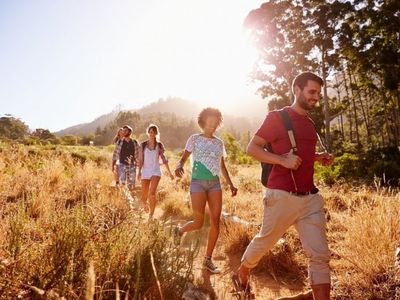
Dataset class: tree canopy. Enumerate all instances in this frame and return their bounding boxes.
[244,0,400,151]
[0,115,29,140]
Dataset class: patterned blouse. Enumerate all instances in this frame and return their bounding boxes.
[185,134,226,180]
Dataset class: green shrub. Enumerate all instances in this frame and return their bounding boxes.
[362,147,400,185]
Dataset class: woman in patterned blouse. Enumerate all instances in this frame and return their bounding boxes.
[174,107,238,274]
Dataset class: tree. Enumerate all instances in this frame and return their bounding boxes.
[0,115,29,139]
[244,1,315,108]
[61,135,78,145]
[244,0,400,154]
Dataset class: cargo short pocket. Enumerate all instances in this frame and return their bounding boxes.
[263,189,277,207]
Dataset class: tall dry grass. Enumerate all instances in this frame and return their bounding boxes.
[0,142,196,299]
[0,141,399,299]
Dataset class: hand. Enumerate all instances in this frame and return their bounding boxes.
[316,152,334,166]
[281,149,302,170]
[175,166,184,178]
[230,185,238,197]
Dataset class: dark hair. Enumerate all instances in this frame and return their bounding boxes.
[122,125,132,135]
[292,72,323,93]
[147,124,159,135]
[197,107,223,129]
[146,124,160,141]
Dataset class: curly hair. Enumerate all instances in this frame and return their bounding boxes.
[197,107,223,129]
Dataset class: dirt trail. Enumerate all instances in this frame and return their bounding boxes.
[178,225,309,300]
[122,187,309,299]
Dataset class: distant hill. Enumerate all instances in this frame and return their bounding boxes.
[56,110,119,137]
[139,97,200,119]
[55,96,266,137]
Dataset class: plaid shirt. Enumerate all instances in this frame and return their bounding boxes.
[112,138,139,167]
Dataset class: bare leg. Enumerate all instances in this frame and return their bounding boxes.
[311,283,330,300]
[148,176,161,217]
[180,192,207,233]
[205,190,222,257]
[141,179,150,211]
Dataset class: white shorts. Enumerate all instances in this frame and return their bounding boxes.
[141,168,162,180]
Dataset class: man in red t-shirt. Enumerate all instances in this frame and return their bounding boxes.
[236,72,334,300]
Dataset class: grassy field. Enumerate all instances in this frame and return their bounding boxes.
[0,142,399,299]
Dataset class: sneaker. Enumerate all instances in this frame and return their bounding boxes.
[173,226,183,246]
[203,257,221,274]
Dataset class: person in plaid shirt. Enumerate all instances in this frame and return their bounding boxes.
[112,125,139,191]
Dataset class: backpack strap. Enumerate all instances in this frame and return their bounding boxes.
[279,109,298,153]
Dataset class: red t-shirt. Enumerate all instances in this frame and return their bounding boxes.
[255,107,317,192]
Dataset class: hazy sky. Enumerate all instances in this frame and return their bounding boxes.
[0,0,265,131]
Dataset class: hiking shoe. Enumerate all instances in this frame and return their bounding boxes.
[173,226,183,246]
[203,257,221,274]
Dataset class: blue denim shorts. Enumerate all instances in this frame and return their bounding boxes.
[190,179,221,193]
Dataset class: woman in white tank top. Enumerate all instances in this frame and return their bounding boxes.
[138,124,174,219]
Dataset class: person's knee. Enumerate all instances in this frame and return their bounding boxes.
[192,218,204,229]
[310,253,330,270]
[309,253,331,285]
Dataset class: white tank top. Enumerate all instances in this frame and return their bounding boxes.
[141,144,162,178]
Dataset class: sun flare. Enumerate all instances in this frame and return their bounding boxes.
[126,1,260,109]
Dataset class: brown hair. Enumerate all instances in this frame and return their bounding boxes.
[112,128,123,143]
[122,125,132,136]
[197,107,223,129]
[146,124,160,141]
[292,72,323,93]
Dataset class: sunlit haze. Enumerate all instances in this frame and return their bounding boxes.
[0,0,265,131]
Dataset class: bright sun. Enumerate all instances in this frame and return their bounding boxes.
[125,1,260,109]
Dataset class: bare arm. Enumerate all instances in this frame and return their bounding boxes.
[137,145,144,180]
[247,135,302,170]
[174,150,192,178]
[220,157,238,197]
[163,162,174,179]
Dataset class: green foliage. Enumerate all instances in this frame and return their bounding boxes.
[334,153,361,179]
[363,147,400,185]
[314,163,339,186]
[245,0,400,152]
[315,148,400,186]
[0,116,29,140]
[79,135,95,146]
[61,135,78,145]
[221,132,255,165]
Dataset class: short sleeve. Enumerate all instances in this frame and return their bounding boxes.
[185,135,196,152]
[255,111,279,143]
